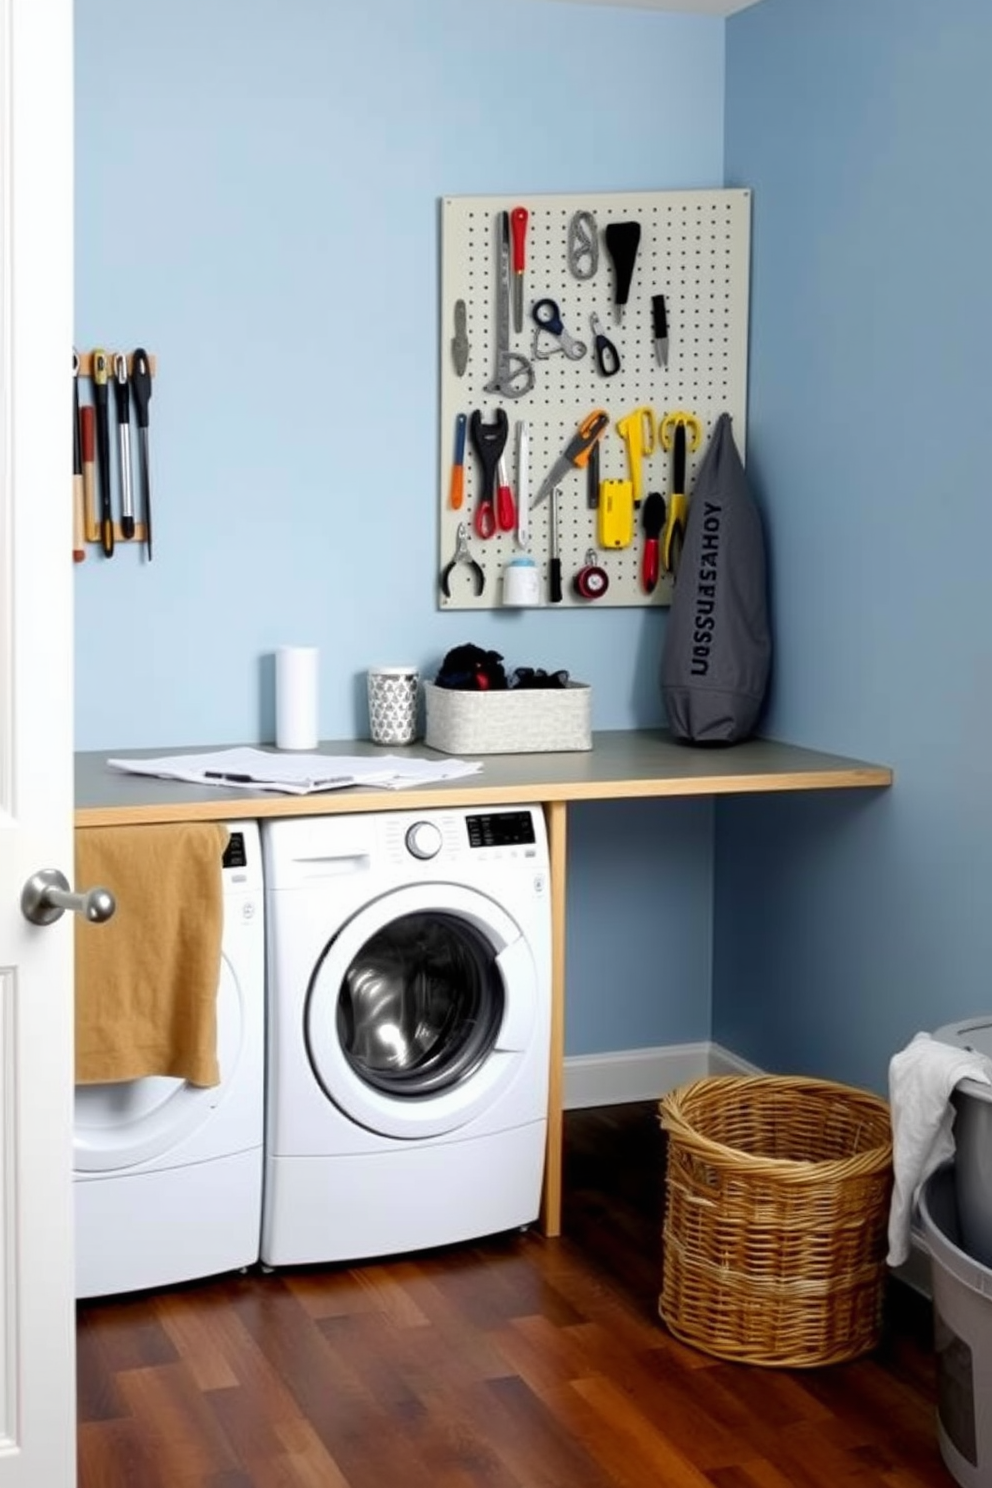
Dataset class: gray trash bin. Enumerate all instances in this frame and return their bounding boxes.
[933,1018,992,1267]
[919,1164,992,1488]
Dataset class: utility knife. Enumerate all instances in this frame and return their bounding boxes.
[531,409,610,509]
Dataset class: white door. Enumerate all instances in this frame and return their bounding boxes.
[0,0,76,1484]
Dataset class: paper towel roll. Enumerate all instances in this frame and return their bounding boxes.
[275,646,319,750]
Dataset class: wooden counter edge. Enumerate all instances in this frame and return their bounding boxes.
[75,762,893,828]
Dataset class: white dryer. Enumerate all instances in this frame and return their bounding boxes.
[261,806,551,1266]
[74,820,265,1298]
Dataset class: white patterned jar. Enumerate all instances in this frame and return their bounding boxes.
[367,666,420,746]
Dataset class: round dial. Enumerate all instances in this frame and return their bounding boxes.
[406,821,443,861]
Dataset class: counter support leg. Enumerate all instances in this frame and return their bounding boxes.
[540,800,567,1236]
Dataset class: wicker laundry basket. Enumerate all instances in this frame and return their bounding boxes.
[658,1074,893,1368]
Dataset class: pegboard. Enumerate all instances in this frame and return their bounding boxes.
[438,188,751,610]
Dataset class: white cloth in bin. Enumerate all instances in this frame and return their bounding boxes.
[887,1031,992,1266]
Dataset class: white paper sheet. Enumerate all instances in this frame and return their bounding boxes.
[107,747,483,795]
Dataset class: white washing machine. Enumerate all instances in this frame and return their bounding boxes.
[74,820,265,1298]
[261,805,551,1266]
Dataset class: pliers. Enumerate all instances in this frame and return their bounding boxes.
[440,522,485,599]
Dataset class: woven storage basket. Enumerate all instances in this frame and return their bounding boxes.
[658,1074,893,1368]
[423,680,591,754]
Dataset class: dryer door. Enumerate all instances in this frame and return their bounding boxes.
[73,943,245,1172]
[305,882,538,1140]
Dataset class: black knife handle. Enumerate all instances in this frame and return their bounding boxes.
[113,360,130,423]
[673,420,686,495]
[587,441,600,510]
[604,221,641,309]
[652,294,668,340]
[131,348,152,429]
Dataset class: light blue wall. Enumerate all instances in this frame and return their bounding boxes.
[716,0,992,1091]
[73,0,724,749]
[74,0,726,1056]
[567,798,714,1054]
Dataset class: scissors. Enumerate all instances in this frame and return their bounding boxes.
[590,313,620,377]
[531,299,587,361]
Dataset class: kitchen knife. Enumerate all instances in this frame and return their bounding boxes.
[651,294,669,368]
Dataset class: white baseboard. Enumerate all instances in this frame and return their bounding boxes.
[563,1042,764,1110]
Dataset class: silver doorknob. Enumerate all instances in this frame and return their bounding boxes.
[21,869,116,927]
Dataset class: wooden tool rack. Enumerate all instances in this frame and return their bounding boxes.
[75,348,157,549]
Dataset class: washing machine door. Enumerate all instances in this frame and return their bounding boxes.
[305,882,539,1140]
[73,942,244,1172]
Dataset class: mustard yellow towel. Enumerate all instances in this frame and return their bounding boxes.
[74,822,230,1087]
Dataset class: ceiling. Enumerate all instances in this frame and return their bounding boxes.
[539,0,762,13]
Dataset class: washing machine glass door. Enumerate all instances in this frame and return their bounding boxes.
[305,882,538,1140]
[73,944,244,1172]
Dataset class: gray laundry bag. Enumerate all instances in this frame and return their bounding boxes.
[660,413,771,744]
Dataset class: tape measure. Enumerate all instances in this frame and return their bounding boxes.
[574,550,609,601]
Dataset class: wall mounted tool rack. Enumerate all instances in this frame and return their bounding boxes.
[74,348,156,552]
[438,189,751,610]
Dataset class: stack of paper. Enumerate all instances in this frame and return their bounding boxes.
[107,747,483,796]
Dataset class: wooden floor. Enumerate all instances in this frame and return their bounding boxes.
[76,1104,950,1487]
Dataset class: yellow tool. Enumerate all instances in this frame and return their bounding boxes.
[598,479,635,549]
[659,409,703,576]
[615,406,655,506]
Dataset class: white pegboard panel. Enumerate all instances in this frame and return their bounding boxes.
[438,188,751,610]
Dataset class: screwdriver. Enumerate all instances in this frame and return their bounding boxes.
[548,488,562,604]
[91,349,114,557]
[448,412,467,510]
[113,354,135,540]
[130,349,154,561]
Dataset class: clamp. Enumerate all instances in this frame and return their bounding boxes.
[440,522,485,599]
